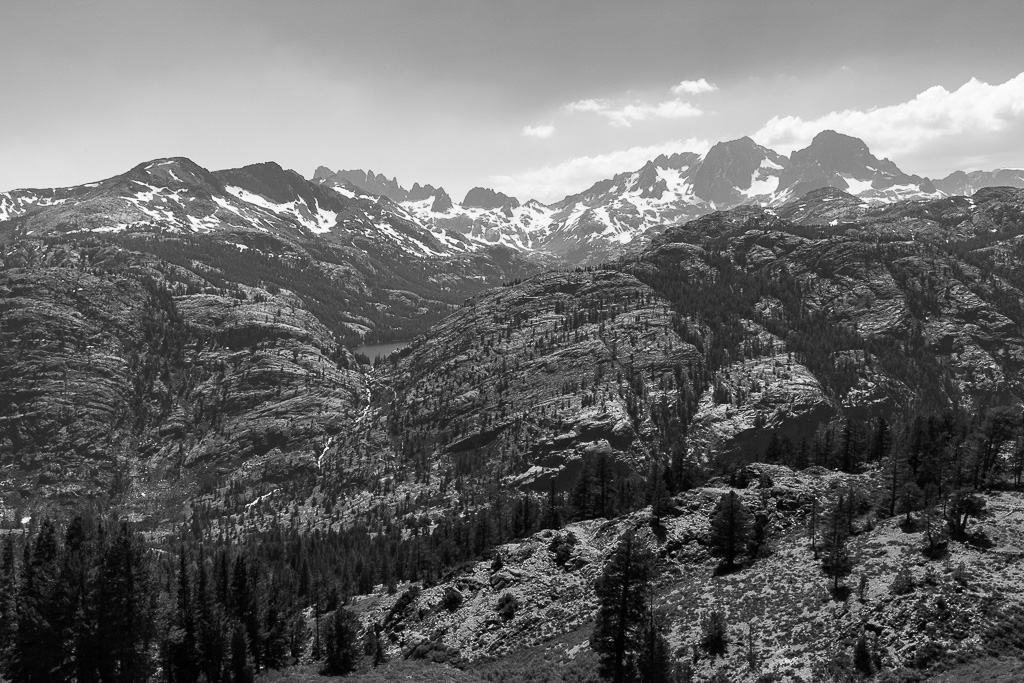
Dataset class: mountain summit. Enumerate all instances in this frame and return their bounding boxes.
[778,129,938,201]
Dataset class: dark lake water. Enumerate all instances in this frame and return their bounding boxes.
[353,341,409,360]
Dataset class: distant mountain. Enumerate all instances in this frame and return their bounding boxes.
[691,136,788,205]
[933,168,1024,195]
[312,166,445,203]
[5,131,1022,273]
[775,130,940,204]
[0,157,549,345]
[313,166,557,252]
[306,132,1020,264]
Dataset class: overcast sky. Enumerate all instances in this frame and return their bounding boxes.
[3,0,1024,202]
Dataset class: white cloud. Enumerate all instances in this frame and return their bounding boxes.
[566,89,704,127]
[753,73,1024,161]
[488,138,711,203]
[522,124,556,139]
[601,99,703,127]
[670,78,718,95]
[565,98,610,113]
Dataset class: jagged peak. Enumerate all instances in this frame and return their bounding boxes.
[312,165,336,181]
[462,187,520,210]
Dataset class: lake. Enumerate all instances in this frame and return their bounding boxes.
[353,341,409,360]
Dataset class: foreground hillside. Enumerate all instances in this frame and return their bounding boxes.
[262,464,1024,682]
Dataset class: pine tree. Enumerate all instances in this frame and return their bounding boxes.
[171,548,198,683]
[868,416,892,464]
[321,607,361,676]
[648,461,672,519]
[13,517,62,683]
[571,459,594,520]
[820,494,854,596]
[636,608,673,683]
[0,536,17,676]
[591,532,656,683]
[229,624,254,683]
[195,547,226,683]
[807,496,820,559]
[96,521,156,683]
[946,489,988,538]
[707,491,753,570]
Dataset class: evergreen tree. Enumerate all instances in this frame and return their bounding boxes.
[13,517,62,683]
[195,548,226,683]
[707,491,753,570]
[591,532,656,683]
[648,461,673,519]
[946,489,988,537]
[636,609,673,683]
[0,536,17,676]
[170,549,198,683]
[228,624,254,683]
[807,496,820,559]
[820,494,854,596]
[868,416,892,464]
[571,459,594,520]
[96,521,156,683]
[321,607,361,676]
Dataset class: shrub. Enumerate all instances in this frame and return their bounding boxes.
[548,531,577,566]
[496,592,519,621]
[912,640,946,670]
[951,562,969,586]
[890,567,914,596]
[405,639,463,666]
[700,610,729,658]
[442,586,464,611]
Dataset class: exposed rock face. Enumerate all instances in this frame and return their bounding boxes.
[430,189,454,213]
[462,187,521,211]
[0,240,363,514]
[691,136,788,206]
[637,189,1024,418]
[774,186,868,225]
[361,179,1024,502]
[380,269,702,491]
[686,350,834,465]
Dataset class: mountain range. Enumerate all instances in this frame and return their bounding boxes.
[4,131,1024,680]
[314,130,1024,262]
[7,130,1023,272]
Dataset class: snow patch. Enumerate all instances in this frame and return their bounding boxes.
[843,176,875,195]
[742,172,780,198]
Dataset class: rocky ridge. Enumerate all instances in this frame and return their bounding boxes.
[311,131,1013,264]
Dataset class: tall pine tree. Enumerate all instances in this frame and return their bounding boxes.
[708,491,753,570]
[591,532,656,683]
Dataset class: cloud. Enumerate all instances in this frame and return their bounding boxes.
[753,73,1024,164]
[601,99,703,127]
[489,138,711,203]
[565,98,610,113]
[670,78,718,95]
[565,96,703,127]
[565,83,707,127]
[522,124,556,139]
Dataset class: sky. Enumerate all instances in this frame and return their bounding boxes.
[2,0,1024,203]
